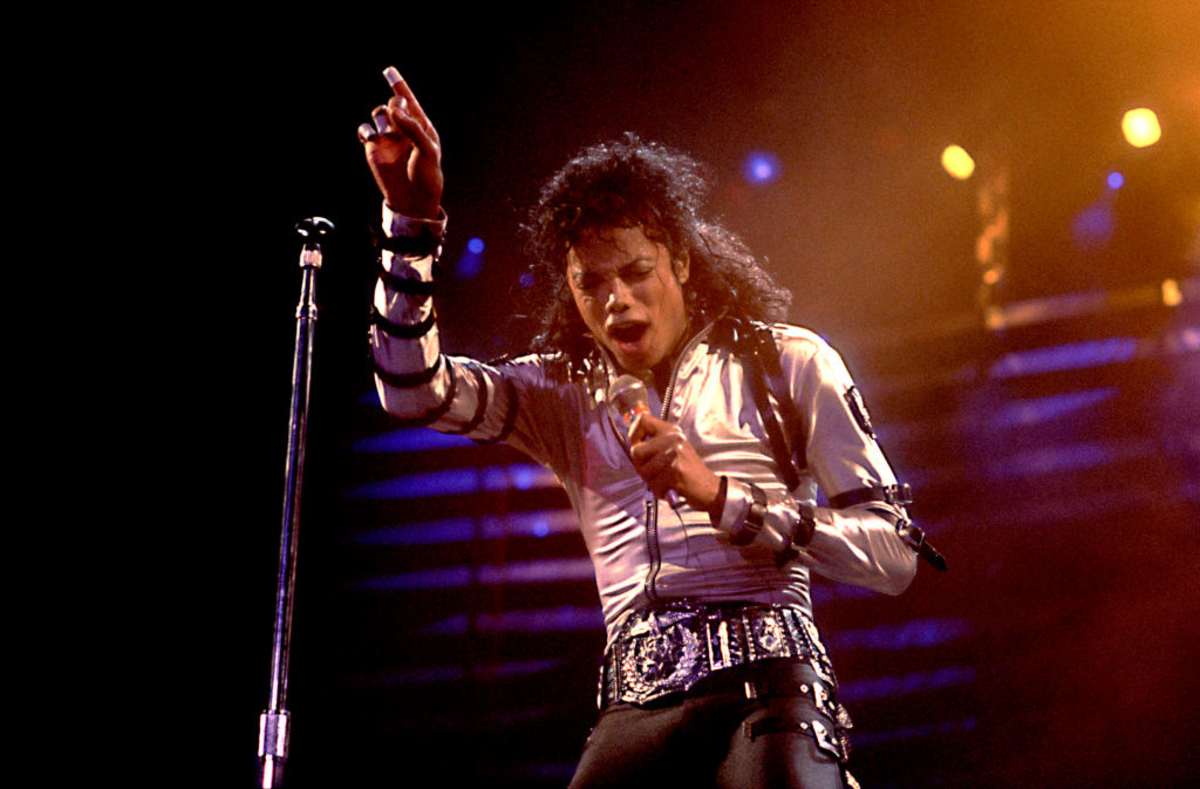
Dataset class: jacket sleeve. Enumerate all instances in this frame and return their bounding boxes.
[712,326,919,595]
[368,204,570,471]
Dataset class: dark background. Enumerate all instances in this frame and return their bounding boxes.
[183,3,1199,786]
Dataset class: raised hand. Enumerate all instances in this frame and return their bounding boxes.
[357,66,444,220]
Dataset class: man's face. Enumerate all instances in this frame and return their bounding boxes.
[566,225,690,374]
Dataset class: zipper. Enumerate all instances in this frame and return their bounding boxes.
[642,323,714,601]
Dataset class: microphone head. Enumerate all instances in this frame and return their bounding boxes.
[607,374,649,424]
[295,216,336,250]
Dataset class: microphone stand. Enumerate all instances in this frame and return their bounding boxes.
[258,217,334,788]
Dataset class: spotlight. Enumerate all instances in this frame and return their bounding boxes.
[941,145,975,180]
[743,151,781,185]
[1121,108,1161,148]
[1106,171,1124,190]
[1162,279,1182,307]
[467,237,486,254]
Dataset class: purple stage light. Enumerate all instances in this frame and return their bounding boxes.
[743,151,781,185]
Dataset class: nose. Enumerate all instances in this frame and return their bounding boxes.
[605,277,632,314]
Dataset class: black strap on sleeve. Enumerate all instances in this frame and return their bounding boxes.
[495,376,521,442]
[369,306,437,339]
[382,362,459,428]
[378,268,437,296]
[731,482,767,546]
[472,375,520,445]
[444,363,490,436]
[829,483,913,510]
[372,354,443,389]
[900,521,948,572]
[373,228,443,258]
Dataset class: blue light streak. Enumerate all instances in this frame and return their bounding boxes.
[352,427,474,453]
[371,658,563,687]
[853,716,977,748]
[986,388,1118,429]
[989,337,1137,378]
[353,510,577,546]
[345,463,557,500]
[839,666,976,702]
[421,605,603,635]
[355,557,595,590]
[829,618,972,652]
[984,438,1154,480]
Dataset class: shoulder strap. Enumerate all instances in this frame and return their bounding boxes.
[735,320,949,571]
[732,319,805,491]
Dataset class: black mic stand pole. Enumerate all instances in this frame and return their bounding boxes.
[258,217,334,788]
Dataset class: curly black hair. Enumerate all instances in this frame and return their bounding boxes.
[520,133,792,369]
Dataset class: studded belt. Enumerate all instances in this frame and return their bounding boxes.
[598,599,838,709]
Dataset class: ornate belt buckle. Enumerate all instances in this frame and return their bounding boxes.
[617,608,706,704]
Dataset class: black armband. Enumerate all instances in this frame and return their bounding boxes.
[829,483,912,510]
[369,306,437,339]
[372,354,443,389]
[373,227,443,259]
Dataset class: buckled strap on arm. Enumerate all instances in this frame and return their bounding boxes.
[730,483,767,546]
[830,483,948,572]
[828,483,913,510]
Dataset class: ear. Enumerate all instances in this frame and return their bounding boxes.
[673,251,690,285]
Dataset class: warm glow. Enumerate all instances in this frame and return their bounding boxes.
[1162,279,1182,307]
[984,306,1005,331]
[1122,108,1162,148]
[941,145,975,180]
[983,268,1002,285]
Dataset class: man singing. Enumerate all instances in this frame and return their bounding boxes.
[360,65,924,788]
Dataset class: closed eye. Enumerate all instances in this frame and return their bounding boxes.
[620,259,655,281]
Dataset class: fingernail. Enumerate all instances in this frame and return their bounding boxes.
[372,111,392,134]
[357,123,376,143]
[383,66,402,86]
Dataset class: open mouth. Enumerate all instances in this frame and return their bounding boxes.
[608,322,649,345]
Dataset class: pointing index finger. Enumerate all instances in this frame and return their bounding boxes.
[383,66,439,143]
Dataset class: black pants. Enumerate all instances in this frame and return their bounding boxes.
[569,659,849,789]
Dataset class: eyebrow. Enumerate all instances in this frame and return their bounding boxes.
[573,255,653,273]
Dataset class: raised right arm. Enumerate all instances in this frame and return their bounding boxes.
[367,205,518,442]
[360,67,568,466]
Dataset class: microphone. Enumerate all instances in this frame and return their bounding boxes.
[608,375,683,510]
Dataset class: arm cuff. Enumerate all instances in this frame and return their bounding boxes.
[383,203,448,238]
[716,479,793,554]
[715,477,753,534]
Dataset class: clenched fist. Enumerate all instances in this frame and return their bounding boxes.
[629,411,722,513]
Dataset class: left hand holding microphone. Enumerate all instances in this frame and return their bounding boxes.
[629,412,722,513]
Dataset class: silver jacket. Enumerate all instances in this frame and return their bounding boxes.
[370,206,918,647]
